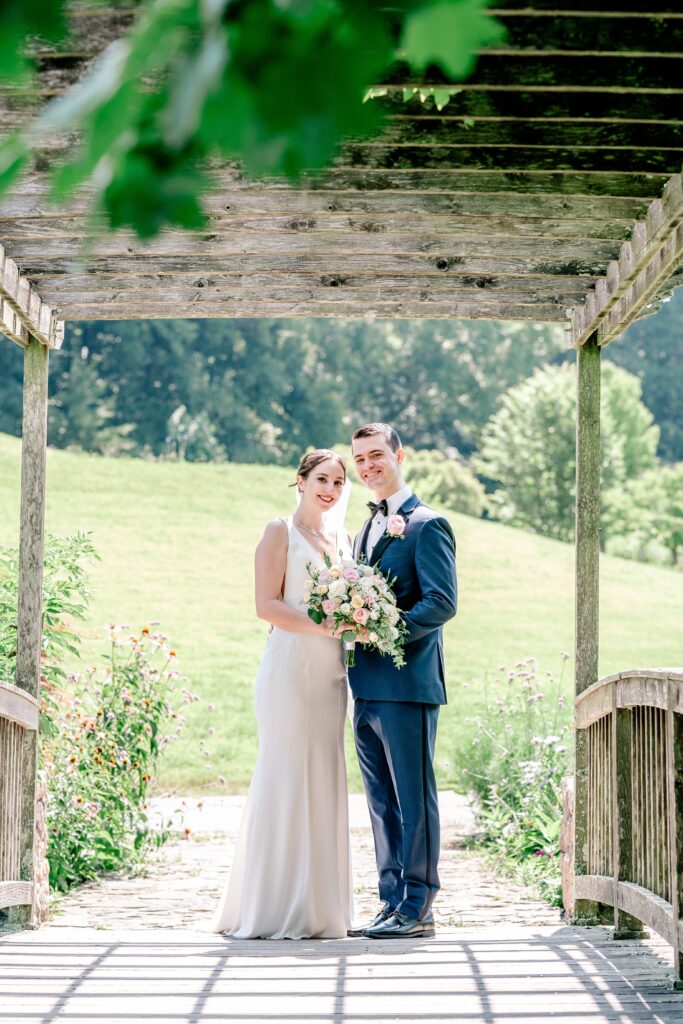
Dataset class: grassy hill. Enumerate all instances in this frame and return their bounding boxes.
[1,432,681,793]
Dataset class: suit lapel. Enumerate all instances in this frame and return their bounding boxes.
[355,517,373,561]
[369,493,421,567]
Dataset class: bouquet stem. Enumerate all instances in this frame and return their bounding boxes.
[344,641,356,668]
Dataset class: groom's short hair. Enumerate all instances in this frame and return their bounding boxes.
[352,422,402,452]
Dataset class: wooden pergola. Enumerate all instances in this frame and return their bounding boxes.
[0,0,682,979]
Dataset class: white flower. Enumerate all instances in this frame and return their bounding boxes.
[340,603,352,615]
[328,579,348,598]
[369,632,379,643]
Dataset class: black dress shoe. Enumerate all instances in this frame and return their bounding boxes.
[362,911,435,939]
[347,903,395,938]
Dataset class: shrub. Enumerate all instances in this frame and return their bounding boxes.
[476,363,659,542]
[454,656,573,904]
[0,533,96,700]
[45,625,186,891]
[404,447,486,517]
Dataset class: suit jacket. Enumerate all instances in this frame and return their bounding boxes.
[348,493,457,704]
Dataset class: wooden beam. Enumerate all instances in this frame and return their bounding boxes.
[570,172,683,347]
[53,301,572,322]
[340,144,683,175]
[1,233,623,263]
[0,184,651,222]
[0,213,637,243]
[28,272,598,300]
[33,282,589,309]
[14,253,614,279]
[0,244,62,348]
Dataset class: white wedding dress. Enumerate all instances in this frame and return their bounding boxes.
[211,517,353,938]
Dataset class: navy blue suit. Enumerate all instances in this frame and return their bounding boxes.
[348,493,457,919]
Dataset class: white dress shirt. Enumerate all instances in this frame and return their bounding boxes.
[366,483,413,558]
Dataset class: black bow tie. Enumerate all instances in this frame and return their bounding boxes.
[367,499,388,517]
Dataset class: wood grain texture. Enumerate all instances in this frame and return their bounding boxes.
[0,682,39,731]
[0,880,32,908]
[0,3,681,336]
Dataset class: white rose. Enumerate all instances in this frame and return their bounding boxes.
[315,584,328,595]
[328,579,348,597]
[368,632,379,643]
[390,626,399,639]
[340,603,352,615]
[370,610,379,620]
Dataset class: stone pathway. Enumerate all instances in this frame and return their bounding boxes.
[49,792,562,933]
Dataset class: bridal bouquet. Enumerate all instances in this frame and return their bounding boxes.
[303,556,407,668]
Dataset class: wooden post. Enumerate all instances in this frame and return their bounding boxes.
[9,338,49,928]
[573,333,607,924]
[667,692,683,987]
[613,703,646,938]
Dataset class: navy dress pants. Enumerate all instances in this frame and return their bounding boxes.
[353,697,440,920]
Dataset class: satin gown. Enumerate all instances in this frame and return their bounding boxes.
[211,517,353,938]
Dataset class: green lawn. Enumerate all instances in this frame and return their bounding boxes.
[1,432,681,793]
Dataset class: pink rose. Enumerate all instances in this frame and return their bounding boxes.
[386,514,406,538]
[343,568,360,581]
[353,608,370,624]
[322,599,336,614]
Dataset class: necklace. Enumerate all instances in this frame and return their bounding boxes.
[293,515,329,540]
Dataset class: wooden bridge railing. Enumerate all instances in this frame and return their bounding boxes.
[575,668,683,986]
[0,680,39,917]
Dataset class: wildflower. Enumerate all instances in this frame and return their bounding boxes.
[183,827,191,839]
[141,627,150,635]
[219,776,226,785]
[560,651,569,661]
[207,727,215,735]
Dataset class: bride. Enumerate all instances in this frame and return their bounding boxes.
[211,449,353,939]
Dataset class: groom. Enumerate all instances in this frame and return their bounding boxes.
[348,422,457,939]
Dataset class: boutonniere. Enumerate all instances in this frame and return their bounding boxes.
[386,514,406,540]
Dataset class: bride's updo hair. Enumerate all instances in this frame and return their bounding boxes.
[293,449,346,486]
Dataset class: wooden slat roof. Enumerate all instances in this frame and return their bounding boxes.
[0,2,682,344]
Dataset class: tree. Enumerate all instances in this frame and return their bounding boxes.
[603,464,683,566]
[0,0,505,238]
[605,288,683,463]
[476,363,659,542]
[403,448,486,518]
